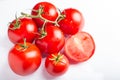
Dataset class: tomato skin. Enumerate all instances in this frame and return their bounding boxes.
[31,2,58,28]
[45,53,69,76]
[8,42,42,76]
[64,32,95,63]
[35,24,65,55]
[58,8,84,35]
[8,18,38,44]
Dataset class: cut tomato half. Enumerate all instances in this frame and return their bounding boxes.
[64,32,95,63]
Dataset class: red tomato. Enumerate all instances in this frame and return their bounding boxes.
[8,17,38,44]
[64,32,95,63]
[58,8,84,35]
[35,24,65,55]
[45,53,69,76]
[31,2,58,28]
[8,42,42,76]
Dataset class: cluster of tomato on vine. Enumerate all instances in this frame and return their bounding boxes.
[8,2,95,76]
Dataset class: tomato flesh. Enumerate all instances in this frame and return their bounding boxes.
[64,32,95,63]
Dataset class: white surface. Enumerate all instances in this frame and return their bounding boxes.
[0,0,120,80]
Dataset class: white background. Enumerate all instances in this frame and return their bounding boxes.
[0,0,120,80]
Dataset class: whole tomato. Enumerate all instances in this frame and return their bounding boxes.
[45,53,69,76]
[31,2,58,28]
[8,40,42,76]
[35,23,65,55]
[58,8,84,35]
[8,17,38,44]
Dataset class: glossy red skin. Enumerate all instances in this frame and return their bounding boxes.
[45,53,69,76]
[8,18,38,44]
[58,8,84,35]
[35,24,65,55]
[31,2,58,28]
[64,32,95,63]
[8,42,42,76]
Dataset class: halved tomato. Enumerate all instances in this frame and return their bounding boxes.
[64,32,95,63]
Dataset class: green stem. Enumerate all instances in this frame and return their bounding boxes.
[39,21,47,39]
[21,7,65,39]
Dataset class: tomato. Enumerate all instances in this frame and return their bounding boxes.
[64,32,95,63]
[8,41,42,76]
[35,23,65,55]
[8,17,38,44]
[58,8,84,35]
[45,53,69,76]
[31,2,58,28]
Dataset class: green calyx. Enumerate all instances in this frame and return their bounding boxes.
[49,53,63,65]
[17,38,28,51]
[10,15,21,30]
